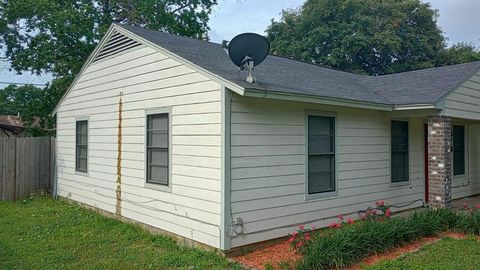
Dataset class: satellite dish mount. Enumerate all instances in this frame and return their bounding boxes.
[227,33,270,84]
[241,56,255,83]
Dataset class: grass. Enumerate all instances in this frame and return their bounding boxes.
[0,195,239,270]
[364,237,480,270]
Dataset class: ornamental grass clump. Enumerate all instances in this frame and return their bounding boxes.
[298,202,450,270]
[294,201,480,270]
[455,203,480,235]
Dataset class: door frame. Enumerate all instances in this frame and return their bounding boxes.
[424,123,429,203]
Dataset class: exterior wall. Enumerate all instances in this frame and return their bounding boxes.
[451,122,480,199]
[56,45,223,248]
[228,94,425,247]
[441,70,480,121]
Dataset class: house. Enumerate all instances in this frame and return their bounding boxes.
[52,23,480,251]
[0,115,25,137]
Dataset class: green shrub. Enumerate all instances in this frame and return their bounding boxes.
[299,208,450,270]
[454,208,480,235]
[297,203,480,270]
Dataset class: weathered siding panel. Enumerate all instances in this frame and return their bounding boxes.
[442,72,480,120]
[56,45,222,248]
[229,95,425,247]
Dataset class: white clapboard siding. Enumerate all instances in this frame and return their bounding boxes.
[229,95,425,247]
[452,123,480,199]
[56,45,223,248]
[442,72,480,120]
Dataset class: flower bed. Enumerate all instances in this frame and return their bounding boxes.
[292,202,480,270]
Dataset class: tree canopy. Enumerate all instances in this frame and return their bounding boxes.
[0,0,217,135]
[0,0,217,77]
[266,0,480,76]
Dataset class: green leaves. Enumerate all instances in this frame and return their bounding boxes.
[266,0,479,76]
[299,207,480,270]
[0,0,218,136]
[0,0,217,77]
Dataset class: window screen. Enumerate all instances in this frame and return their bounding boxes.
[453,125,465,176]
[76,120,88,172]
[146,113,169,185]
[391,120,409,182]
[307,116,335,194]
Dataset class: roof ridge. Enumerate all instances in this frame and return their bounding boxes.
[371,61,480,79]
[116,24,370,78]
[115,23,480,106]
[117,23,480,80]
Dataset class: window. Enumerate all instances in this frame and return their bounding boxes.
[75,120,88,172]
[146,113,169,185]
[453,125,465,176]
[307,115,335,194]
[391,120,409,182]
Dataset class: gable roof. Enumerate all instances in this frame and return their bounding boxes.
[117,24,480,107]
[52,23,480,115]
[117,24,389,105]
[358,61,480,105]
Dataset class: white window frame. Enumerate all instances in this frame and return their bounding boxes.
[390,119,411,187]
[305,110,338,200]
[144,107,172,192]
[75,116,89,175]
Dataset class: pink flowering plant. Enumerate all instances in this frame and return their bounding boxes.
[328,215,356,230]
[287,224,314,252]
[359,200,392,220]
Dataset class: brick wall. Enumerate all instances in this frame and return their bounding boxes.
[427,116,452,207]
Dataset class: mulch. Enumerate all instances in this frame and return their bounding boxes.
[231,232,471,270]
[230,240,300,270]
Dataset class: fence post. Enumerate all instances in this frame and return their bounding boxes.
[50,137,56,198]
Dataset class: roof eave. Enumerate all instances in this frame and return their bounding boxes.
[392,104,436,111]
[51,23,246,116]
[243,88,394,111]
[114,25,245,96]
[50,24,119,116]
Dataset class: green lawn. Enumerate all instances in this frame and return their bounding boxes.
[364,237,480,270]
[0,196,239,270]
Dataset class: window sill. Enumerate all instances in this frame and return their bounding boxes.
[305,190,338,201]
[75,171,89,177]
[145,182,171,192]
[390,181,410,188]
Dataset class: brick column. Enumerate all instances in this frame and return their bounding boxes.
[427,116,452,208]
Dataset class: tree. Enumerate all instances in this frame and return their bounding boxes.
[266,0,447,75]
[435,42,480,66]
[0,0,217,77]
[0,84,59,136]
[0,0,217,135]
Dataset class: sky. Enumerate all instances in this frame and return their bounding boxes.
[1,0,479,88]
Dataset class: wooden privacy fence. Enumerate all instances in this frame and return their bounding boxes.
[0,137,55,201]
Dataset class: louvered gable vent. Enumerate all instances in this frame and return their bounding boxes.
[93,31,141,62]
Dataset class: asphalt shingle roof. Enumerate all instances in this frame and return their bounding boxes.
[117,24,480,106]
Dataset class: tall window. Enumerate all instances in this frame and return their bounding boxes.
[307,115,335,194]
[453,125,465,176]
[146,113,169,185]
[75,120,88,172]
[391,120,409,182]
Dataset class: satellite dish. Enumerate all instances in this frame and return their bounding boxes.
[227,33,270,83]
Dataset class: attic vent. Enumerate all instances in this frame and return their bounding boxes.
[93,31,141,62]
